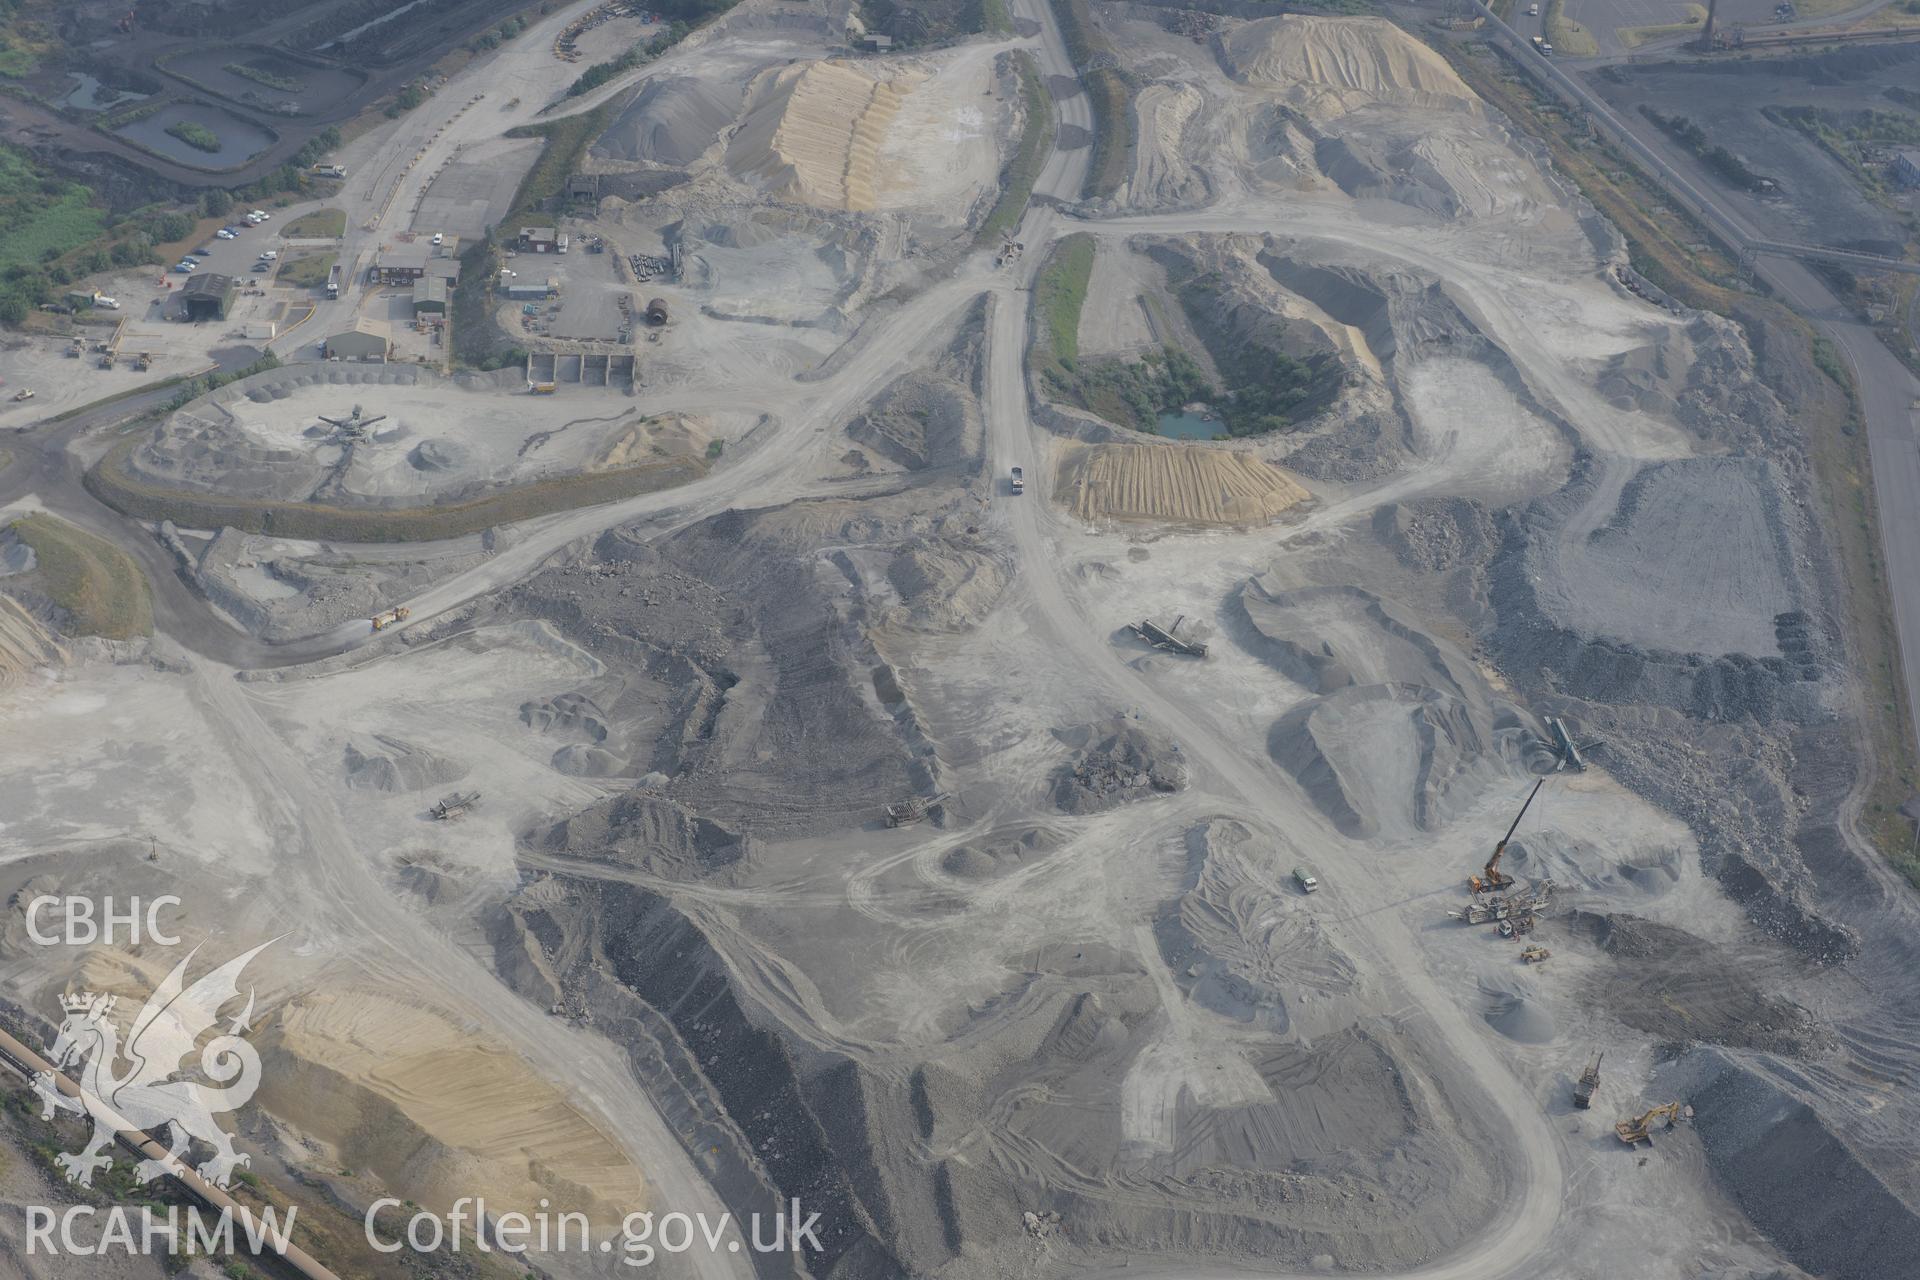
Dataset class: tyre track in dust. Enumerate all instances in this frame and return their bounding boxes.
[982,200,1567,1279]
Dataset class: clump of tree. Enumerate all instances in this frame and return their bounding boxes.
[165,120,221,153]
[565,20,691,97]
[387,81,429,118]
[1046,347,1214,433]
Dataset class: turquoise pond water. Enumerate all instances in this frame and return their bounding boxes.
[1155,410,1227,440]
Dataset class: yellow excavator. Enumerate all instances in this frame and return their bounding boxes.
[1615,1102,1686,1146]
[1470,777,1545,893]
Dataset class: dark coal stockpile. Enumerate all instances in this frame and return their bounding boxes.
[507,501,935,837]
[1689,1053,1920,1280]
[1565,910,1820,1055]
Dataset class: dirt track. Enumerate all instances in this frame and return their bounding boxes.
[3,0,1916,1276]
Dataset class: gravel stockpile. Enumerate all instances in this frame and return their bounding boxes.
[593,75,742,167]
[1691,1054,1920,1280]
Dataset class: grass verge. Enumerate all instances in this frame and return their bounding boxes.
[281,208,347,238]
[1616,4,1705,49]
[6,513,153,639]
[1046,0,1137,199]
[1032,233,1095,374]
[976,52,1053,245]
[278,251,338,290]
[1544,0,1600,55]
[86,435,705,543]
[1446,39,1920,883]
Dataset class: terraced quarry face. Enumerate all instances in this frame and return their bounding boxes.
[3,3,1918,1280]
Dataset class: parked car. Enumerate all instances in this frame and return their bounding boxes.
[251,261,272,273]
[93,296,119,310]
[431,232,444,246]
[258,250,278,261]
[176,260,198,272]
[250,210,271,221]
[216,229,237,239]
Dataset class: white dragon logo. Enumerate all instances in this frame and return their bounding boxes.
[32,940,274,1190]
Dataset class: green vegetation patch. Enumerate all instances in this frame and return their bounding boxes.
[1176,274,1343,437]
[88,436,705,544]
[0,4,52,79]
[1083,67,1138,200]
[165,120,222,154]
[0,144,109,314]
[277,251,337,290]
[567,14,703,98]
[1047,0,1138,198]
[1543,0,1599,56]
[225,62,303,92]
[976,52,1052,245]
[1616,4,1706,49]
[282,207,346,238]
[1032,233,1095,372]
[1047,348,1213,432]
[7,514,153,639]
[1030,238,1227,435]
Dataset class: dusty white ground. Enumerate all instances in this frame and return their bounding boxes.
[0,3,1902,1280]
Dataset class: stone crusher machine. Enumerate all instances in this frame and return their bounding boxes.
[1452,881,1553,926]
[1127,616,1208,659]
[1615,1101,1688,1146]
[885,792,950,828]
[1470,777,1546,893]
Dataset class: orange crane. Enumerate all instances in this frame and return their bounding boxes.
[1470,778,1544,893]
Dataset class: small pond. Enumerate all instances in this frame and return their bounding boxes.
[112,102,275,168]
[1155,409,1228,440]
[161,49,365,116]
[63,73,144,112]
